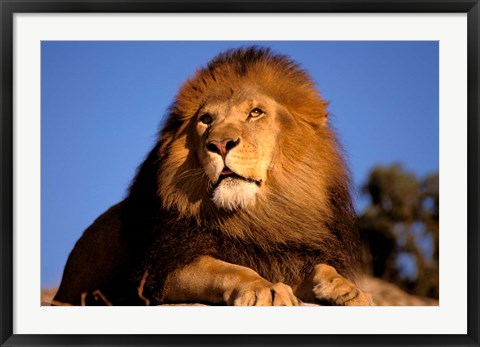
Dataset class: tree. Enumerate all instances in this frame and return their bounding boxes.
[359,164,439,299]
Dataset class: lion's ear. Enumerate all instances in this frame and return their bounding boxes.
[158,110,193,156]
[317,111,328,126]
[308,111,329,129]
[306,98,329,128]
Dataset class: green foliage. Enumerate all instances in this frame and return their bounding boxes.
[359,164,439,299]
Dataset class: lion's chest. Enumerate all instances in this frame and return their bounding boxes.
[216,239,320,286]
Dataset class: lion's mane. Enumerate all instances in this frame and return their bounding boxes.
[124,47,360,304]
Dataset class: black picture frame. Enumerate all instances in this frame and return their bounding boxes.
[1,1,478,346]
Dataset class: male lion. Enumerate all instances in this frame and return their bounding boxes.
[54,47,371,306]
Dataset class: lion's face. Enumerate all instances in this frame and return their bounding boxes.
[157,47,338,224]
[194,92,285,210]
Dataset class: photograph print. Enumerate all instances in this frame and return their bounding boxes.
[41,41,439,306]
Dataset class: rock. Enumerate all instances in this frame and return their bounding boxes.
[359,276,438,306]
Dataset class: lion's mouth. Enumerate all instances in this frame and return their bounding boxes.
[216,167,262,187]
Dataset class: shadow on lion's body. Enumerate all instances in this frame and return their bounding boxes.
[54,47,362,306]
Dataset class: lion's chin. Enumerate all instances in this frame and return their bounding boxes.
[211,177,259,211]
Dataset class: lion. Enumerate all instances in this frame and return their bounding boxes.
[53,46,371,306]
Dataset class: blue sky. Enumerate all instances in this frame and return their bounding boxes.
[41,41,439,288]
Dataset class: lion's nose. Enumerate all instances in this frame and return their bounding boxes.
[206,138,240,158]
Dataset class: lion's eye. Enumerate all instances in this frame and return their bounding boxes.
[249,108,264,118]
[199,113,213,125]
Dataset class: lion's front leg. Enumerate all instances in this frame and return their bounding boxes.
[295,264,371,306]
[163,255,300,306]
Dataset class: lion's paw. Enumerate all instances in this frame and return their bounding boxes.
[313,264,371,306]
[227,280,300,306]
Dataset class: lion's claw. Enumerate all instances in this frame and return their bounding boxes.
[228,280,300,306]
[312,264,372,306]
